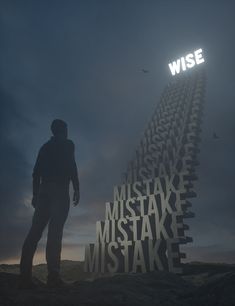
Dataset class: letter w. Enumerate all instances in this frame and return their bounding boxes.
[168,59,181,76]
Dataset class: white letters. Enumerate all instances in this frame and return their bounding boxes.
[168,59,181,76]
[194,48,204,65]
[185,53,195,68]
[168,48,204,75]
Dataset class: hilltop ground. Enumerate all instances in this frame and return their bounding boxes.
[0,261,235,306]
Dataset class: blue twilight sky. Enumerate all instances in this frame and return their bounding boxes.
[0,0,235,264]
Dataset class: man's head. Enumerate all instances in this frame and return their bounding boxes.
[51,119,68,138]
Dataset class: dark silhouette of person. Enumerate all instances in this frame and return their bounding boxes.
[19,119,80,288]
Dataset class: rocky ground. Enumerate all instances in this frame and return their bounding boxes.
[0,261,235,306]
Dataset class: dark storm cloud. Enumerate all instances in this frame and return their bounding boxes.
[0,0,235,263]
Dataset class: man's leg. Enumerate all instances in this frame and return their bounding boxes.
[20,200,50,283]
[46,193,69,282]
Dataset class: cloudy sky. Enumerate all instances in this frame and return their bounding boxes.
[0,0,234,265]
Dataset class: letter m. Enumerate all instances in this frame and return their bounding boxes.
[84,244,99,272]
[96,221,109,243]
[113,184,126,201]
[105,201,119,220]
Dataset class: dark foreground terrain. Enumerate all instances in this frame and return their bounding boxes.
[0,261,235,306]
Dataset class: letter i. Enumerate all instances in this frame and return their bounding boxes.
[181,57,186,71]
[127,183,131,199]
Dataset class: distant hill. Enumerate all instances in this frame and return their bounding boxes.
[0,261,235,306]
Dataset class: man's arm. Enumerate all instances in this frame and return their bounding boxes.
[70,142,80,206]
[32,147,43,208]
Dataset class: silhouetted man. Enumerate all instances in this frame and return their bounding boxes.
[19,119,80,288]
